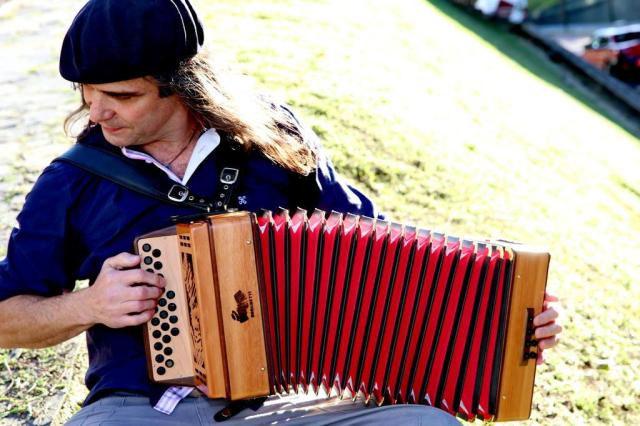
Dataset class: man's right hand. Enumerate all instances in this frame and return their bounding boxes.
[87,252,166,328]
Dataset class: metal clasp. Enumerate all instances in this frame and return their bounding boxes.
[220,167,239,185]
[168,184,189,202]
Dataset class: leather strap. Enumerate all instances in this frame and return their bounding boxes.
[56,144,216,212]
[210,140,244,213]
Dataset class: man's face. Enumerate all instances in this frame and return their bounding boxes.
[82,78,187,148]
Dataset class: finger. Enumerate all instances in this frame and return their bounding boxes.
[104,252,141,271]
[117,268,166,288]
[127,285,164,302]
[537,336,559,350]
[533,306,559,326]
[536,350,546,365]
[535,323,563,340]
[121,299,159,315]
[543,293,561,312]
[119,309,157,328]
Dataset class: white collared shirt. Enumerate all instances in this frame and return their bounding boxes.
[120,128,220,184]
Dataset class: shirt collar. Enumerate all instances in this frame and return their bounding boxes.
[120,129,221,185]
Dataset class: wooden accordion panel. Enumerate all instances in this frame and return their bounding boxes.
[136,210,549,422]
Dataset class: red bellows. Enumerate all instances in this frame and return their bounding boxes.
[253,208,545,421]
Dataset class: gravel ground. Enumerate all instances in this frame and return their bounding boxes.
[0,0,89,424]
[0,0,83,246]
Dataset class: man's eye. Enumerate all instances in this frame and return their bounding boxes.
[110,93,133,100]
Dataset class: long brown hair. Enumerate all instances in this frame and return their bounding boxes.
[64,54,317,175]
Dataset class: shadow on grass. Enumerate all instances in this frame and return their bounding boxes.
[426,0,640,139]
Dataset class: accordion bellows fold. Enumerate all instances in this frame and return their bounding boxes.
[134,209,550,422]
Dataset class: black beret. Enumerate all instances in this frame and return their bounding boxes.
[60,0,204,84]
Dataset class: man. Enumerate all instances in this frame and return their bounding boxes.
[0,0,560,424]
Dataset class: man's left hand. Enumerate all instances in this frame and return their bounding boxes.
[533,292,562,365]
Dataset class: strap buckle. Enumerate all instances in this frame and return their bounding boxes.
[167,184,189,203]
[213,397,266,422]
[220,167,239,185]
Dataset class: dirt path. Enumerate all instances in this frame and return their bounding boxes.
[0,0,84,246]
[0,1,89,424]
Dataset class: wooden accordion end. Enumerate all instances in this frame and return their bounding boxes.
[135,210,549,422]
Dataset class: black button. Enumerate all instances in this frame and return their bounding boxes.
[152,249,162,257]
[154,342,163,351]
[167,291,175,299]
[144,257,153,265]
[166,359,174,368]
[155,354,164,363]
[147,268,154,273]
[162,335,172,344]
[157,367,166,375]
[154,261,163,270]
[169,316,178,324]
[171,328,180,336]
[142,243,151,252]
[159,310,168,319]
[168,303,177,311]
[161,323,170,331]
[152,330,161,339]
[164,347,173,356]
[158,298,167,307]
[151,318,160,326]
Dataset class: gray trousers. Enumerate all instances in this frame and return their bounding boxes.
[65,392,461,425]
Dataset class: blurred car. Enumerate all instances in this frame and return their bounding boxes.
[610,44,640,84]
[582,24,640,70]
[474,0,528,24]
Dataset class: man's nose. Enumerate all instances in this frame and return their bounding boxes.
[88,97,115,123]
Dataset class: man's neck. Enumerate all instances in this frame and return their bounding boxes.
[141,121,201,180]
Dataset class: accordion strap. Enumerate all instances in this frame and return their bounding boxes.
[57,144,214,211]
[210,141,244,213]
[56,140,244,213]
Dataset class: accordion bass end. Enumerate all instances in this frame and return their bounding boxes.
[136,211,550,422]
[493,247,548,421]
[493,247,549,421]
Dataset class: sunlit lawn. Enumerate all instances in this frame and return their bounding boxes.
[1,0,639,424]
[200,1,640,424]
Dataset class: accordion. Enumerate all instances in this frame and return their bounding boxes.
[135,210,549,422]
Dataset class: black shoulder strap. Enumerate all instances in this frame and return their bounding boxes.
[209,137,245,213]
[56,143,215,212]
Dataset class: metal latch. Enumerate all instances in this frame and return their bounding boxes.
[167,184,189,202]
[220,167,239,185]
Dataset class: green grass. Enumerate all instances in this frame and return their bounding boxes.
[201,1,640,424]
[1,0,639,424]
[0,338,84,423]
